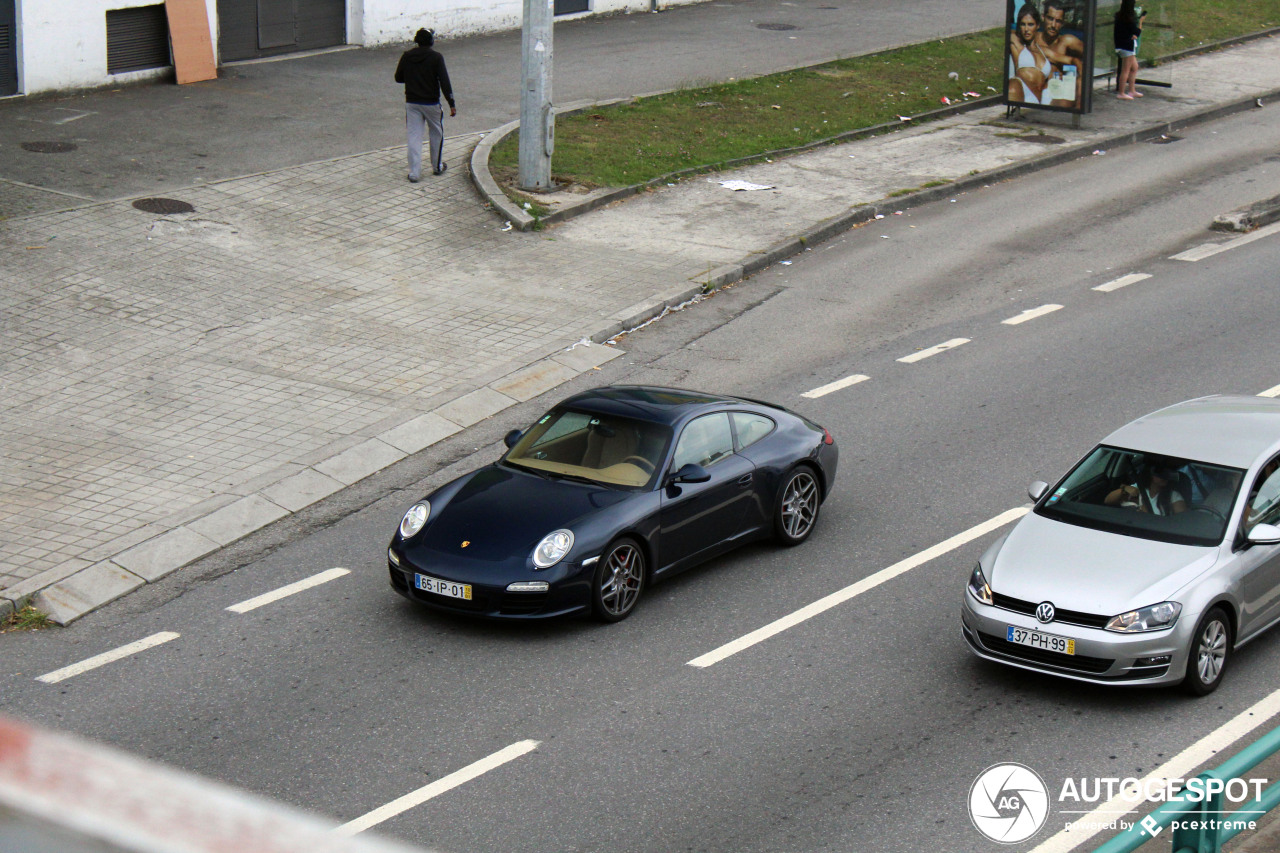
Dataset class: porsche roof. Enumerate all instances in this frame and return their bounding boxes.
[556,386,770,424]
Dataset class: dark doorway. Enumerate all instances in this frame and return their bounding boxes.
[0,0,17,96]
[217,0,345,62]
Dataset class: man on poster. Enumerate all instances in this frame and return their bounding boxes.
[1037,1,1086,108]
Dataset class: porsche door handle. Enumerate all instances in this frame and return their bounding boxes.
[738,474,753,486]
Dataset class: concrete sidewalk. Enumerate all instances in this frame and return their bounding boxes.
[3,35,1279,625]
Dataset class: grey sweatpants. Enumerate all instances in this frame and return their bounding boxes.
[406,102,444,179]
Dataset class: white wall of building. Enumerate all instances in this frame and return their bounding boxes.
[17,0,217,95]
[15,0,684,95]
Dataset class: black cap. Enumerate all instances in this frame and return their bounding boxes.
[414,28,434,46]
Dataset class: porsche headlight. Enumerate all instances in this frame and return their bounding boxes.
[398,501,431,539]
[533,529,574,569]
[968,564,993,605]
[1105,601,1182,633]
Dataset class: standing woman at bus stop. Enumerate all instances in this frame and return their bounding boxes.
[1114,0,1146,100]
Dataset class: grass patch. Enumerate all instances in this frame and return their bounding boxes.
[492,32,1003,188]
[490,1,1280,190]
[1178,0,1280,44]
[1,605,53,633]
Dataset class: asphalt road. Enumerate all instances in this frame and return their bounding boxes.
[0,0,1000,199]
[4,107,1280,852]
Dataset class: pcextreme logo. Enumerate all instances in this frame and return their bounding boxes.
[969,763,1051,844]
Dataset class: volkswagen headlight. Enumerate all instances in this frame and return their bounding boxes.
[533,529,574,569]
[1105,601,1181,633]
[968,564,993,605]
[398,501,431,539]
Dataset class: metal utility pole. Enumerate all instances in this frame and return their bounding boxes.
[518,0,554,190]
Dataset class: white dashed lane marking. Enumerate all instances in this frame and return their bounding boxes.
[687,507,1028,668]
[36,632,181,684]
[801,374,870,399]
[1093,273,1151,292]
[334,740,541,835]
[226,568,351,614]
[1002,304,1063,325]
[1171,221,1280,262]
[897,338,970,364]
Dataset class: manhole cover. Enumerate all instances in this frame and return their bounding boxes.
[1148,134,1183,144]
[21,141,78,153]
[1015,134,1067,144]
[757,22,799,30]
[132,198,196,215]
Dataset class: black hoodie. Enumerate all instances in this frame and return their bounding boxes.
[394,46,455,107]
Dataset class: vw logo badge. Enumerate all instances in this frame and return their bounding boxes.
[1036,602,1056,624]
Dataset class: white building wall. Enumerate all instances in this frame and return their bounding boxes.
[18,0,218,95]
[15,0,683,95]
[357,0,659,45]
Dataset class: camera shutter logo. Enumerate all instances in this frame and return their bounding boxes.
[968,763,1050,843]
[1036,602,1056,624]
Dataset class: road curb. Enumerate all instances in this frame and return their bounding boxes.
[1213,192,1280,232]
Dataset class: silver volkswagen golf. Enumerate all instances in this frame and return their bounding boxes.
[962,396,1280,695]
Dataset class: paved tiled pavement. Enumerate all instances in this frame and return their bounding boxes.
[0,137,707,612]
[3,35,1280,623]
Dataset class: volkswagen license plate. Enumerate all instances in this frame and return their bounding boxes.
[1007,626,1075,655]
[415,573,472,601]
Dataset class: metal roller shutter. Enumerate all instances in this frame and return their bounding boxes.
[106,5,171,74]
[1,0,19,95]
[217,0,343,62]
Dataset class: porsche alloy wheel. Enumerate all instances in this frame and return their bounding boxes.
[592,539,645,622]
[776,468,820,546]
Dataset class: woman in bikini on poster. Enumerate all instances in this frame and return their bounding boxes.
[1007,2,1051,104]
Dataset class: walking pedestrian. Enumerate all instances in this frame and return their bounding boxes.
[394,28,457,182]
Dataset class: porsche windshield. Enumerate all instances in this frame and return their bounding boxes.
[504,409,672,488]
[1035,445,1245,546]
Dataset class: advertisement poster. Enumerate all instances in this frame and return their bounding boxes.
[1004,0,1096,113]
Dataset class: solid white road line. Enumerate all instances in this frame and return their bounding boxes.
[686,507,1029,668]
[1028,687,1280,853]
[334,740,541,836]
[1171,221,1280,262]
[801,374,870,399]
[1092,273,1151,293]
[1260,384,1280,398]
[1002,304,1063,325]
[36,632,181,684]
[897,338,970,364]
[226,568,351,614]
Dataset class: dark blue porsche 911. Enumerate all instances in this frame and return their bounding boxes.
[387,386,838,622]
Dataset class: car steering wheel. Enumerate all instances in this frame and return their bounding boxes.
[1187,505,1227,523]
[621,455,656,474]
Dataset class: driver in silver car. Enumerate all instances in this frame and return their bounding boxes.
[1105,462,1188,516]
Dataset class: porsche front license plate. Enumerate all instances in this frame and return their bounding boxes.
[1007,626,1075,655]
[415,573,472,600]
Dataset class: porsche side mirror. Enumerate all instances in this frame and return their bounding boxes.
[669,463,711,485]
[1248,523,1280,546]
[1028,480,1049,503]
[503,429,523,449]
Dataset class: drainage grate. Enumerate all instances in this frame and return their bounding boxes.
[1014,134,1066,145]
[21,141,78,153]
[132,198,195,215]
[757,22,799,30]
[1148,135,1183,144]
